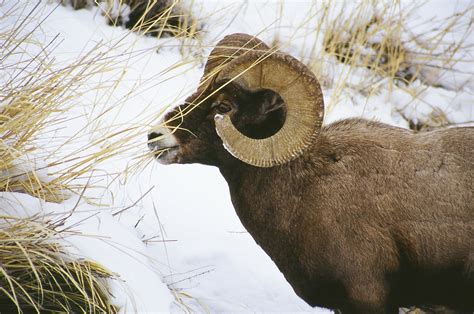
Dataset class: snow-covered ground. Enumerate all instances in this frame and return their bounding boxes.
[1,0,473,312]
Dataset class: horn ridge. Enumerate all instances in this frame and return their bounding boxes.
[213,50,324,168]
[201,33,270,86]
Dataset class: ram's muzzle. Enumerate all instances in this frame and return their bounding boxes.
[148,123,180,164]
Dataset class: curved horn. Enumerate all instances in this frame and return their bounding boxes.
[214,51,324,168]
[201,33,270,86]
[187,34,270,113]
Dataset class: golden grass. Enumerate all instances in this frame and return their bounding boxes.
[121,0,199,39]
[1,4,70,201]
[0,4,114,202]
[61,0,201,39]
[172,289,209,313]
[320,2,412,83]
[276,0,474,116]
[0,216,117,313]
[0,1,209,311]
[0,1,202,202]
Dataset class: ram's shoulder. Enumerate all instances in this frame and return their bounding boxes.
[318,118,412,153]
[322,118,410,137]
[313,119,473,175]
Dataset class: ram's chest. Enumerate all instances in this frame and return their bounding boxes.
[229,171,298,235]
[227,170,313,271]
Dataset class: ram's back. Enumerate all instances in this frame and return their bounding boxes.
[316,118,473,221]
[306,118,473,276]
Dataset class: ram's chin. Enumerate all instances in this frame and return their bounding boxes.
[154,148,179,165]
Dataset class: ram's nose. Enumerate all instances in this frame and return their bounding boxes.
[147,125,179,151]
[147,131,162,150]
[148,131,163,143]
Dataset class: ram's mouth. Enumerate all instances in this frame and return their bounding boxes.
[152,145,177,156]
[150,145,179,163]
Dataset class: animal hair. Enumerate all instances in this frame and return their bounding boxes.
[149,35,474,314]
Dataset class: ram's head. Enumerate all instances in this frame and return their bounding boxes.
[148,33,325,168]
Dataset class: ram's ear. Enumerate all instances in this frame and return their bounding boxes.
[261,90,285,114]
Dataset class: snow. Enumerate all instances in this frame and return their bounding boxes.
[1,0,472,313]
[0,191,174,312]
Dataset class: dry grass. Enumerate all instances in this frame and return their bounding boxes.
[0,4,122,308]
[0,1,207,312]
[0,1,198,202]
[319,1,471,84]
[275,0,474,120]
[60,0,201,39]
[46,0,207,176]
[0,2,117,202]
[1,3,74,201]
[115,0,199,39]
[0,216,117,313]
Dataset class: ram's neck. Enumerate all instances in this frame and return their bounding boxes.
[218,157,318,252]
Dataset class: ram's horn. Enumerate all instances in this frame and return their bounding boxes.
[214,51,324,167]
[185,34,270,113]
[201,33,270,87]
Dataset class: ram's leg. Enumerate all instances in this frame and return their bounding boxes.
[343,280,397,314]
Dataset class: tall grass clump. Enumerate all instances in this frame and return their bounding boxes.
[61,0,201,39]
[322,2,470,83]
[1,3,70,202]
[0,2,115,201]
[0,1,176,201]
[0,0,205,311]
[0,216,117,313]
[286,0,473,113]
[0,2,126,311]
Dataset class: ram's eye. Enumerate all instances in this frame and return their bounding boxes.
[214,102,232,114]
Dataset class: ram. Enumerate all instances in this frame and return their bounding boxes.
[148,33,474,313]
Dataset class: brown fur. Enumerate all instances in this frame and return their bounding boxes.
[219,119,473,313]
[151,83,473,314]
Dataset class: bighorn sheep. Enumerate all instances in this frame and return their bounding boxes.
[148,33,474,313]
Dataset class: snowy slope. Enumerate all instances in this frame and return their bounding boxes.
[1,0,472,313]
